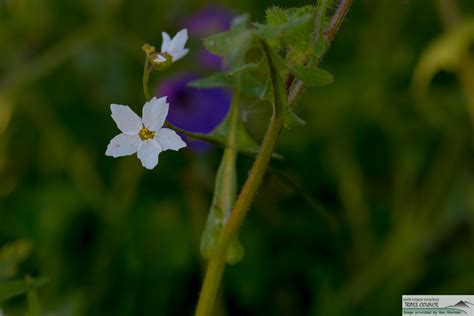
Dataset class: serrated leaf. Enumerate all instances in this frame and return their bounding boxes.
[290,65,334,87]
[284,110,306,129]
[0,277,48,303]
[255,14,313,41]
[266,7,288,26]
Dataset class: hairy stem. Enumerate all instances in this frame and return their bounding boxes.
[195,113,285,316]
[195,3,353,315]
[288,0,353,108]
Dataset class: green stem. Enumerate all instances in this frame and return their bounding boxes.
[164,121,220,144]
[195,2,353,315]
[195,38,287,316]
[287,0,353,108]
[143,56,151,101]
[195,113,285,316]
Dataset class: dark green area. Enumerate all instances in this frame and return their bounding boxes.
[1,0,474,315]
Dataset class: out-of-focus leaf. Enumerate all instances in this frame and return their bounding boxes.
[0,277,48,303]
[0,240,32,280]
[0,94,13,134]
[26,276,41,316]
[228,62,262,77]
[189,61,269,101]
[413,21,474,95]
[204,14,255,66]
[188,73,231,89]
[208,99,261,157]
[290,65,334,87]
[284,110,306,129]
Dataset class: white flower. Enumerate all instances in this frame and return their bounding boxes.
[106,97,186,169]
[153,29,189,64]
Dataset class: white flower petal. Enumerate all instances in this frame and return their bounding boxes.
[106,133,141,157]
[110,104,142,135]
[153,54,167,63]
[161,32,172,53]
[137,139,162,169]
[142,96,168,131]
[168,29,188,55]
[155,128,187,151]
[171,48,189,62]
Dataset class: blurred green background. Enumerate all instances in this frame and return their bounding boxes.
[1,0,474,315]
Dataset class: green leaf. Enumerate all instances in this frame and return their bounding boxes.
[188,73,232,89]
[260,40,288,116]
[228,62,262,77]
[290,65,334,87]
[313,36,327,58]
[188,75,266,106]
[200,96,246,264]
[0,240,32,280]
[284,110,306,129]
[208,101,260,157]
[0,277,48,303]
[255,14,313,41]
[266,6,288,26]
[204,14,255,66]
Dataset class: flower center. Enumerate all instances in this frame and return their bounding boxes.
[139,127,155,140]
[161,52,173,61]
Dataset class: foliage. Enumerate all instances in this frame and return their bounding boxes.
[1,0,474,315]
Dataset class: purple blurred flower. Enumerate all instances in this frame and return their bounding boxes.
[157,73,231,150]
[183,6,234,70]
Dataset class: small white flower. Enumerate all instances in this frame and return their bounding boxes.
[106,97,186,169]
[153,29,189,64]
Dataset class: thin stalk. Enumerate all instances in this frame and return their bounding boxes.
[143,56,151,100]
